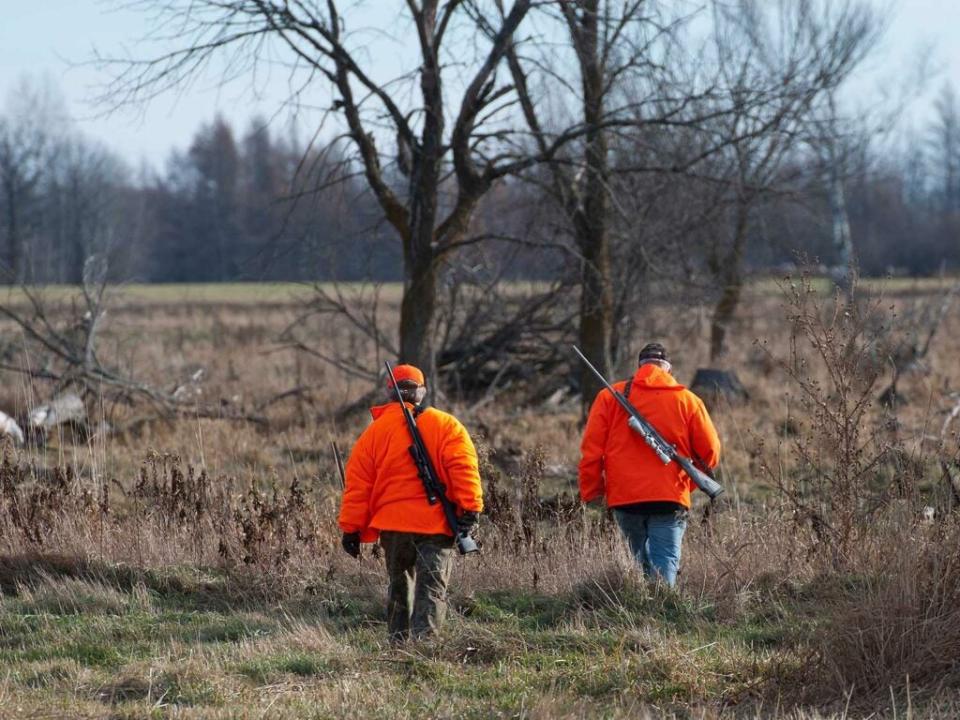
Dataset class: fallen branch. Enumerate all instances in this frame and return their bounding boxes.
[0,261,271,433]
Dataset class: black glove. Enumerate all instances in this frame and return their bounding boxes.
[341,532,361,559]
[457,511,480,536]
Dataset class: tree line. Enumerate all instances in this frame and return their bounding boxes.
[2,68,959,288]
[0,79,396,285]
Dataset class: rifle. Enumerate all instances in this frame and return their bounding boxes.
[331,441,346,491]
[332,441,362,560]
[573,346,724,500]
[384,362,479,555]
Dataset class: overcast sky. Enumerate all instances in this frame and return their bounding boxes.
[2,0,958,170]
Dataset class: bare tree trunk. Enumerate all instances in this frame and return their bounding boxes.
[828,150,856,293]
[578,219,613,403]
[399,0,444,382]
[569,1,614,407]
[709,274,742,363]
[399,254,439,379]
[819,92,857,297]
[3,182,18,280]
[709,206,748,363]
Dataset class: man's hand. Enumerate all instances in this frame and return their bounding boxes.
[457,511,480,536]
[341,532,361,559]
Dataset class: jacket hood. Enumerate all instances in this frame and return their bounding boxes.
[631,363,685,391]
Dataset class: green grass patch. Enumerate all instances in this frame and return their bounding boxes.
[98,666,223,707]
[237,652,341,683]
[0,563,856,717]
[3,638,125,669]
[470,590,568,630]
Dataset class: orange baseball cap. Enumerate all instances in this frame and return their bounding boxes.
[388,364,425,388]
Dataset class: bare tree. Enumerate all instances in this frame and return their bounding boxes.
[187,116,242,282]
[503,1,701,402]
[502,1,830,399]
[0,121,43,283]
[0,257,269,430]
[44,136,127,284]
[699,0,883,361]
[99,1,567,381]
[0,79,63,283]
[929,83,960,215]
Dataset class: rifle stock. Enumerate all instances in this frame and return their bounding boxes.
[674,455,724,500]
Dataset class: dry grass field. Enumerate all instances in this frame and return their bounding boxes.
[0,278,958,719]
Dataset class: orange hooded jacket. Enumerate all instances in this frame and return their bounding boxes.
[338,402,483,542]
[578,364,721,509]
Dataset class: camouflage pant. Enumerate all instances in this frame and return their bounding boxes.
[379,531,455,641]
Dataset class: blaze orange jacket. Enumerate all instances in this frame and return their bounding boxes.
[339,402,483,542]
[578,364,721,509]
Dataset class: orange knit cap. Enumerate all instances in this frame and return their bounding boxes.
[388,364,425,388]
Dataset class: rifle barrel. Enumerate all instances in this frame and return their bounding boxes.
[573,346,619,396]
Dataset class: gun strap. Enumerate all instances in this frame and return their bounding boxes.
[622,378,632,403]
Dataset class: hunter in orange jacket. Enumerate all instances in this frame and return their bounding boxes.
[337,364,483,641]
[578,343,721,586]
[338,400,483,542]
[578,358,721,509]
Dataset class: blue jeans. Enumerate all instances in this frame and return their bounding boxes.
[613,509,688,587]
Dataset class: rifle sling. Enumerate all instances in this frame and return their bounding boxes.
[408,404,457,512]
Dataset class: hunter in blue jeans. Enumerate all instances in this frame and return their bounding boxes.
[578,343,722,588]
[613,506,688,586]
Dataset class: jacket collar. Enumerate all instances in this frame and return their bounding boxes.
[370,401,420,420]
[631,363,684,391]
